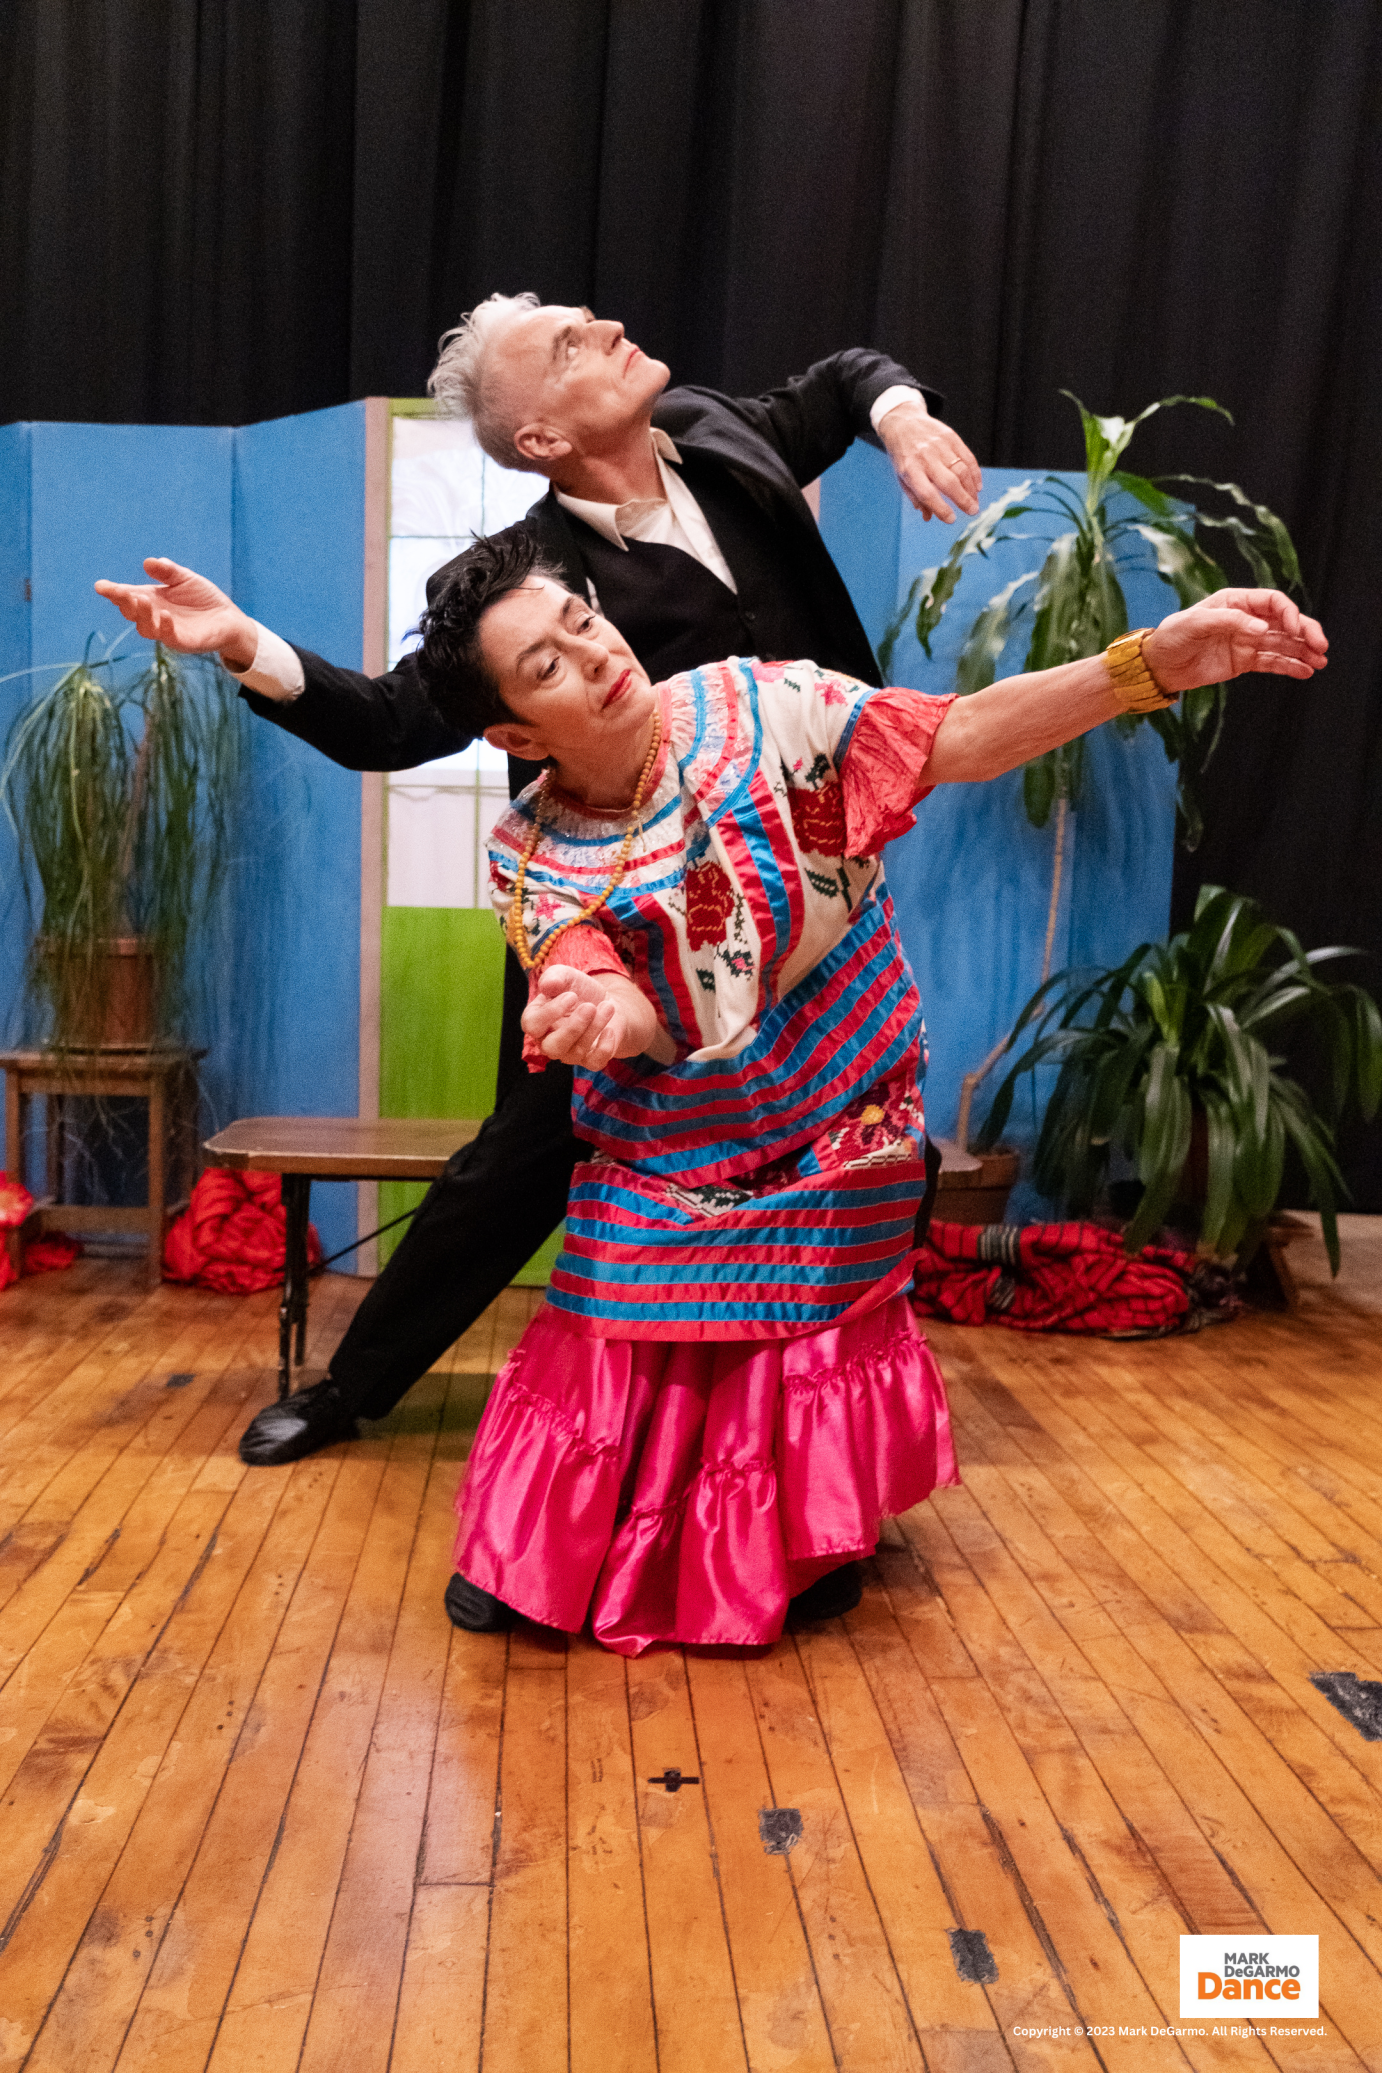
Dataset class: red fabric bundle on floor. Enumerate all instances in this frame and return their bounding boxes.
[0,1185,33,1293]
[911,1218,1202,1337]
[24,1232,82,1273]
[1,1180,83,1284]
[1,1177,34,1290]
[163,1168,321,1294]
[0,1177,35,1230]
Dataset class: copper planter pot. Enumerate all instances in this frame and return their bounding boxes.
[40,937,159,1050]
[932,1140,1020,1225]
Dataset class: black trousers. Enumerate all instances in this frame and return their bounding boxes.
[328,949,576,1418]
[329,1057,578,1418]
[327,952,943,1422]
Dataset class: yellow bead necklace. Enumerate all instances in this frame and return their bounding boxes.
[509,706,664,974]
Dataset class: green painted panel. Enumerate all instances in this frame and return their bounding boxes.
[381,906,504,1121]
[378,905,561,1279]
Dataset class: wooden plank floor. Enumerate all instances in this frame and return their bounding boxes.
[0,1219,1378,2070]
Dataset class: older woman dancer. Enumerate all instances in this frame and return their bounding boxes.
[418,536,1325,1655]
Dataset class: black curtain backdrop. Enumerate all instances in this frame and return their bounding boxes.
[4,0,1379,1204]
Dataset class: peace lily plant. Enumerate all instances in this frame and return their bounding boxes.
[977,887,1382,1272]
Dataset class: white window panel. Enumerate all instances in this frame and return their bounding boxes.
[397,739,511,778]
[386,780,511,909]
[389,535,470,667]
[386,478,544,665]
[391,417,487,536]
[480,455,545,530]
[383,413,541,899]
[391,415,538,537]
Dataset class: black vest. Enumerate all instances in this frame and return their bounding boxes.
[562,451,844,685]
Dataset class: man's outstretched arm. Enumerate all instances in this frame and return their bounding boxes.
[96,556,468,772]
[682,348,982,524]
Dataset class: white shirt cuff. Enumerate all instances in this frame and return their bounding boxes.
[223,621,305,702]
[869,384,925,431]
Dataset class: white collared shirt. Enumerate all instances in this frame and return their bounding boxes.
[555,427,739,591]
[226,386,921,701]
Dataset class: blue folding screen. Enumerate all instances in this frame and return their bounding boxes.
[0,408,367,1259]
[820,442,1178,1197]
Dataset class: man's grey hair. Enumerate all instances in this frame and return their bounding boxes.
[428,291,544,473]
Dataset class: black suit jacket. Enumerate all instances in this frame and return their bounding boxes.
[239,350,940,773]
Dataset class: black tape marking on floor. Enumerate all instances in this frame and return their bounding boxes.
[1311,1670,1382,1741]
[758,1807,803,1855]
[647,1768,699,1793]
[165,1372,195,1389]
[948,1928,998,1984]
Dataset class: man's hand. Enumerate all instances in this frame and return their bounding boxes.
[522,963,663,1069]
[1143,589,1327,694]
[94,557,258,670]
[877,397,982,523]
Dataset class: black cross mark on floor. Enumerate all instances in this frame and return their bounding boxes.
[647,1768,699,1793]
[1311,1670,1382,1741]
[165,1372,195,1389]
[948,1929,998,1983]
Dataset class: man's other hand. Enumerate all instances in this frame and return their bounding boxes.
[94,557,258,670]
[1143,590,1328,694]
[877,397,982,523]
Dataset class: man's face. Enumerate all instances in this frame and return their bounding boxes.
[479,577,656,766]
[490,305,669,464]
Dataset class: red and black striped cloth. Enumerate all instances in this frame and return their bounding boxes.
[911,1218,1237,1337]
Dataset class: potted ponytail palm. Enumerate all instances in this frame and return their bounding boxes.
[2,642,242,1049]
[977,887,1382,1272]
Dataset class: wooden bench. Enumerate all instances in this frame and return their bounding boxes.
[204,1115,480,1398]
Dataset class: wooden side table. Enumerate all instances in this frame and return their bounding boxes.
[203,1115,480,1399]
[2,1047,205,1288]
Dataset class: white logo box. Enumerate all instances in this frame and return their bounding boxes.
[1180,1937,1318,2020]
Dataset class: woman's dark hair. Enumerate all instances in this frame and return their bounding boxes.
[414,530,570,740]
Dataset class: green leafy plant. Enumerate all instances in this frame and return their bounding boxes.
[879,391,1303,849]
[977,887,1382,1272]
[2,642,243,1047]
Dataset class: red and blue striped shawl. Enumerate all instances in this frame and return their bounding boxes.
[488,659,934,1340]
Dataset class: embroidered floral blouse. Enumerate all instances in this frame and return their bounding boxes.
[487,658,954,1069]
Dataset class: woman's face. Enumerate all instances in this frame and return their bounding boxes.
[479,577,656,768]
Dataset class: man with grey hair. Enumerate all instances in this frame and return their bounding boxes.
[428,290,546,468]
[98,298,980,1488]
[436,287,975,503]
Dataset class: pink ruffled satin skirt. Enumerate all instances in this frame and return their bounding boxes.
[451,1294,958,1656]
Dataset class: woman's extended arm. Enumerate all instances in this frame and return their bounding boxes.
[923,589,1326,786]
[522,963,676,1069]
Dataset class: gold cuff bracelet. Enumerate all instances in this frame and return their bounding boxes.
[1103,628,1179,713]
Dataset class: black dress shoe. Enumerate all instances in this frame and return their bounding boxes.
[786,1560,864,1627]
[445,1573,517,1633]
[238,1379,359,1466]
